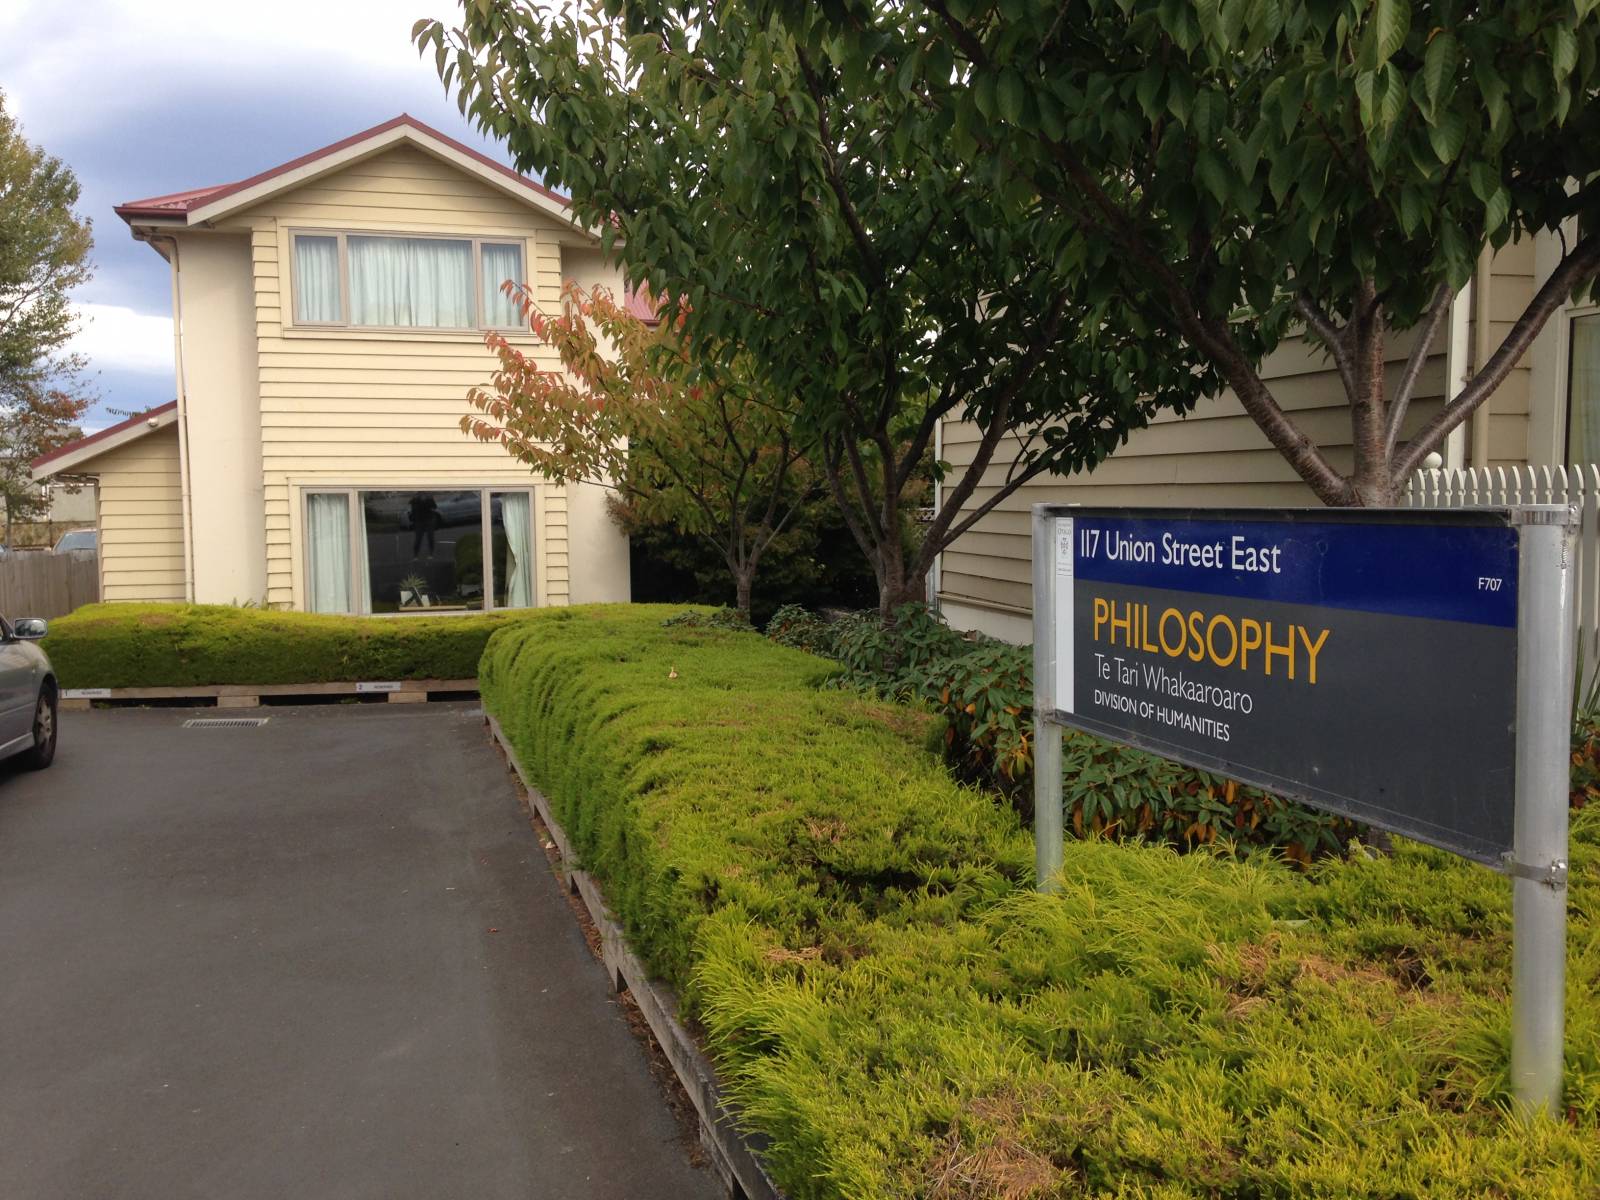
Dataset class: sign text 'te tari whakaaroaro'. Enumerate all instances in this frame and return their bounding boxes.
[1046,509,1521,862]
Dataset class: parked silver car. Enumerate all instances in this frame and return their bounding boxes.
[0,616,56,770]
[53,529,97,554]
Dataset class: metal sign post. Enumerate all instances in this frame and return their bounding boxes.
[1031,505,1064,891]
[1030,504,1574,1117]
[1510,517,1573,1116]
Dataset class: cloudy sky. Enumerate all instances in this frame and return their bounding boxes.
[0,0,517,429]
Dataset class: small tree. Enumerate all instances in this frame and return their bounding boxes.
[0,387,88,542]
[462,282,809,616]
[787,1,1600,505]
[0,90,93,541]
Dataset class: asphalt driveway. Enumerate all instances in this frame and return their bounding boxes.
[0,702,720,1200]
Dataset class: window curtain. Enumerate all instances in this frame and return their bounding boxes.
[306,493,352,613]
[481,243,524,328]
[498,492,534,607]
[1571,316,1600,463]
[293,236,341,323]
[348,235,474,328]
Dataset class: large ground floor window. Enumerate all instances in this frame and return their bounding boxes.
[304,486,535,614]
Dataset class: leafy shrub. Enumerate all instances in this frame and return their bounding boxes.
[1574,721,1600,810]
[771,604,1357,860]
[41,602,524,688]
[765,603,838,655]
[481,606,1598,1198]
[827,602,971,694]
[661,606,754,632]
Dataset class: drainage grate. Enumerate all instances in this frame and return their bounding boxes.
[182,717,271,729]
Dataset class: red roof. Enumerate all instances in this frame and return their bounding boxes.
[32,401,178,470]
[624,284,662,326]
[115,114,570,222]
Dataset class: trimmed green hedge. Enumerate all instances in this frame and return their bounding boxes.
[483,606,1597,1199]
[42,603,525,688]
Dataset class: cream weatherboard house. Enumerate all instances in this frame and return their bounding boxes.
[33,115,631,613]
[933,236,1600,641]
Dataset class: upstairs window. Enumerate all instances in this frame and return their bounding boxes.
[289,231,526,331]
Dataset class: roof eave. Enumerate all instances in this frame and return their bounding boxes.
[171,116,599,240]
[32,402,179,480]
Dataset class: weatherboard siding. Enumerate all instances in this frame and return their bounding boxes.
[938,243,1543,625]
[938,330,1452,620]
[92,424,186,603]
[224,144,572,610]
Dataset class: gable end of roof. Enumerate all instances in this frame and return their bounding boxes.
[32,401,179,479]
[115,115,578,231]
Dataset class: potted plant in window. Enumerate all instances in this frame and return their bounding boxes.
[398,573,431,609]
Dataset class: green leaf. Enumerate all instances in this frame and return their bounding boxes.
[1547,23,1578,83]
[1476,56,1510,133]
[1267,145,1298,204]
[1359,0,1411,71]
[1468,161,1498,205]
[1397,185,1424,234]
[1135,64,1165,121]
[1421,30,1458,115]
[972,71,996,119]
[1484,185,1510,234]
[1196,151,1231,206]
[1427,109,1466,162]
[1354,68,1378,128]
[996,69,1026,124]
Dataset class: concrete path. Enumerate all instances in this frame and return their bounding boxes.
[0,702,720,1200]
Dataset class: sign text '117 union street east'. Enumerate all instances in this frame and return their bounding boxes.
[1045,508,1523,863]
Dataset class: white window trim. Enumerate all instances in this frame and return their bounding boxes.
[301,484,538,615]
[287,227,529,334]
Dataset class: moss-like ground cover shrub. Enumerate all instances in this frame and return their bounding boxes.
[483,606,1598,1199]
[42,603,526,688]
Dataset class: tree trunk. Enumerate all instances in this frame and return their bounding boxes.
[732,564,754,618]
[873,537,923,619]
[879,562,928,617]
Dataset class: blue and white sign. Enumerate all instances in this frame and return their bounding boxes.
[1045,508,1522,862]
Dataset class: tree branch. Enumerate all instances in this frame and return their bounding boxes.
[1384,281,1454,456]
[1393,237,1600,482]
[1295,292,1358,400]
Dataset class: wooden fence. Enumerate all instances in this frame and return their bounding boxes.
[1406,464,1600,693]
[0,551,98,620]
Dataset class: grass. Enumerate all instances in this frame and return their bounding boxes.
[482,606,1598,1199]
[41,602,526,688]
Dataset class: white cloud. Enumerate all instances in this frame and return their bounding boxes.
[71,303,174,376]
[0,0,466,143]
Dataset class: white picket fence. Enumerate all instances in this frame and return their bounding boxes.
[1406,464,1600,695]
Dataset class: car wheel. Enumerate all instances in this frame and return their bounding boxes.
[22,687,56,770]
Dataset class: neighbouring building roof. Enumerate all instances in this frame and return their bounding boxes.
[115,113,581,233]
[32,401,179,479]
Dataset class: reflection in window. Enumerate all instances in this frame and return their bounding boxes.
[1571,315,1600,463]
[303,486,536,614]
[361,490,483,612]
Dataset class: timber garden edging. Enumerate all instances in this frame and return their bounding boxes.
[483,711,785,1200]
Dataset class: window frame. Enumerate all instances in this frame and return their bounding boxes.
[1564,305,1600,464]
[287,228,529,334]
[301,485,537,616]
